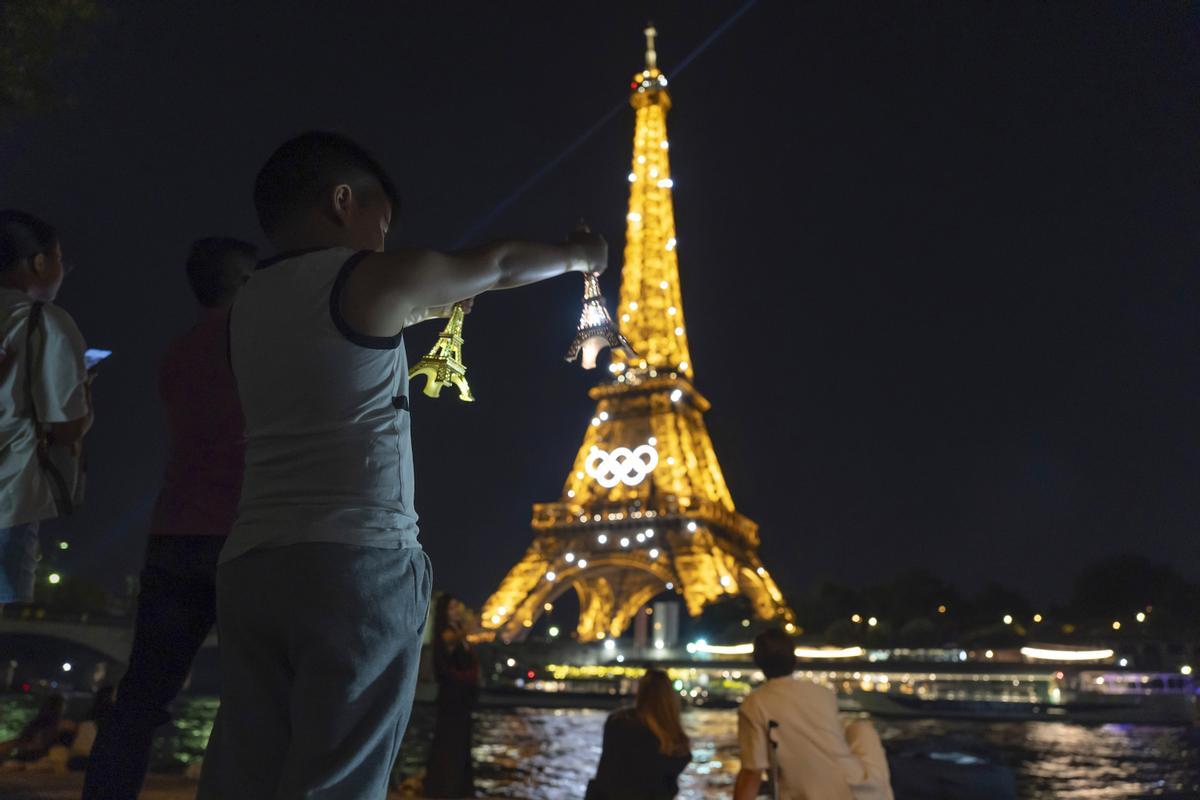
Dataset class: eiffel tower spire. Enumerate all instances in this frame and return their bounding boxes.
[609,25,693,382]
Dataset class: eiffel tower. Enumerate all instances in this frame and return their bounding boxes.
[481,26,795,642]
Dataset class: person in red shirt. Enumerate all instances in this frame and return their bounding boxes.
[82,237,255,800]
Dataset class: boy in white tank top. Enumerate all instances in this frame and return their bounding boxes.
[198,132,606,799]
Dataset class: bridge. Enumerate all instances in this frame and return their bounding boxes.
[0,617,216,664]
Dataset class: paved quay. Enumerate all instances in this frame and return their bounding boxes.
[0,772,470,799]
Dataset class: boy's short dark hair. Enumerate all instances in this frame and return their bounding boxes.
[253,131,399,235]
[753,628,797,679]
[0,210,57,272]
[185,237,257,308]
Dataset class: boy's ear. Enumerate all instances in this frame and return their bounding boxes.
[332,184,353,223]
[30,252,46,276]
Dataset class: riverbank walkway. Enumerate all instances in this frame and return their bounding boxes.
[0,772,454,798]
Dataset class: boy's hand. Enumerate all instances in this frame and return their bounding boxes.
[567,229,608,275]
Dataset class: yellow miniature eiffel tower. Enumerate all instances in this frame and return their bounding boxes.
[409,302,475,402]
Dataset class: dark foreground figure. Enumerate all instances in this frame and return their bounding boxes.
[82,239,255,799]
[196,132,606,798]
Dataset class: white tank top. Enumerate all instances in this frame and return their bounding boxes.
[222,246,419,563]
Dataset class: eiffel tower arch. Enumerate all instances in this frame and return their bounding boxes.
[481,27,795,643]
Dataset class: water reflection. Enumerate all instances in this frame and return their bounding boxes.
[3,695,1197,798]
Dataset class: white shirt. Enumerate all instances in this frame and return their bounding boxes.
[738,676,888,800]
[223,247,419,563]
[0,288,88,527]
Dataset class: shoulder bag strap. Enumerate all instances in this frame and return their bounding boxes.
[24,302,76,515]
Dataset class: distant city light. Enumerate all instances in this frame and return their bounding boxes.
[784,622,796,633]
[851,614,862,623]
[48,573,61,585]
[688,642,865,659]
[1182,665,1193,676]
[506,658,516,667]
[670,389,683,402]
[937,605,947,614]
[61,663,71,672]
[619,537,630,548]
[616,655,625,663]
[1002,614,1013,625]
[654,639,665,650]
[1118,658,1128,667]
[985,650,995,659]
[577,559,588,568]
[1136,612,1146,623]
[1111,621,1121,631]
[649,548,659,559]
[543,602,553,612]
[1021,646,1115,662]
[548,626,560,638]
[565,553,575,563]
[597,534,608,544]
[867,617,878,627]
[58,542,69,551]
[1033,614,1043,623]
[603,639,616,651]
[545,571,556,581]
[686,522,697,533]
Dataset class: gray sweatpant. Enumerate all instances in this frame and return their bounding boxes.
[198,543,431,799]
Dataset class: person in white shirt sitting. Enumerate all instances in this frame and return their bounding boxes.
[734,628,894,800]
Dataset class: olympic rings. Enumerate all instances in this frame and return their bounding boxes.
[586,442,660,488]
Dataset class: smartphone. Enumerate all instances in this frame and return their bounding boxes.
[84,349,113,370]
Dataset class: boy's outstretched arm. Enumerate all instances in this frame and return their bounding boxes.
[341,230,606,338]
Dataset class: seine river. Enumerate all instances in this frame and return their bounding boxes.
[3,695,1198,798]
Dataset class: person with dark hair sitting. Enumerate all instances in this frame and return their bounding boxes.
[0,210,92,613]
[82,237,256,799]
[587,669,692,800]
[197,131,606,799]
[734,628,894,800]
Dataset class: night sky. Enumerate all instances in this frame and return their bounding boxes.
[3,2,1198,608]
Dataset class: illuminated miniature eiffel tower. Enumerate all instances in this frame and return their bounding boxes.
[482,26,794,642]
[410,303,475,401]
